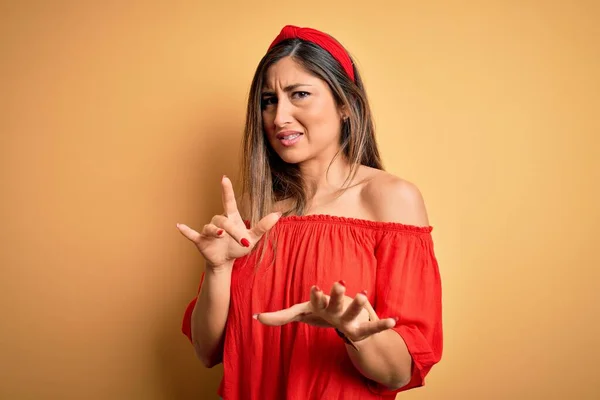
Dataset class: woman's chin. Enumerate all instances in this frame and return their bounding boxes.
[274,149,307,165]
[280,156,305,165]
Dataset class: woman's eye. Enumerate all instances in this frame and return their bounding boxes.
[261,97,277,108]
[292,91,310,99]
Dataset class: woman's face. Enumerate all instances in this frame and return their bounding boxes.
[261,56,345,165]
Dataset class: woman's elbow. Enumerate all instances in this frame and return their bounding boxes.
[198,354,219,369]
[193,342,221,368]
[385,376,411,391]
[384,366,412,391]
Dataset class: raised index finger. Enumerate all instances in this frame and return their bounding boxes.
[221,175,239,217]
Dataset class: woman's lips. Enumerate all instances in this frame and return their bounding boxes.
[276,132,303,147]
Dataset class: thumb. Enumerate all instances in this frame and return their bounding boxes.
[176,223,200,243]
[254,302,310,326]
[249,212,282,240]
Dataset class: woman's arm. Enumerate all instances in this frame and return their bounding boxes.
[346,330,412,389]
[350,174,430,388]
[178,177,281,367]
[191,261,233,368]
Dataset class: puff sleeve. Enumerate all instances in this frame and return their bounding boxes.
[370,228,443,395]
[181,272,205,343]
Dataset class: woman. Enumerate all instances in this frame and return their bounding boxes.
[177,25,443,399]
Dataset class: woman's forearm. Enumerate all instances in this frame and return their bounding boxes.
[346,329,413,390]
[191,262,233,368]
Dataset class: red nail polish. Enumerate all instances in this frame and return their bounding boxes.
[338,280,346,287]
[360,290,368,296]
[217,229,224,235]
[241,238,250,247]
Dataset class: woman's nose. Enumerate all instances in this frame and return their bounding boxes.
[273,98,293,128]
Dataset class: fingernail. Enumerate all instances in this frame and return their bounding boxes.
[360,290,368,296]
[314,285,321,292]
[338,280,346,287]
[241,238,250,247]
[217,229,224,235]
[391,317,399,325]
[252,314,259,320]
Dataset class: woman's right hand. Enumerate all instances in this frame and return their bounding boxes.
[176,175,282,270]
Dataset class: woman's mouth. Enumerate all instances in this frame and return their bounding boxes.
[276,132,303,147]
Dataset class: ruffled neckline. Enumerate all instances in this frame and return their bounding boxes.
[277,214,433,233]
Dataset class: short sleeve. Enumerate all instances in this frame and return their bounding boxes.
[181,272,205,343]
[370,228,443,395]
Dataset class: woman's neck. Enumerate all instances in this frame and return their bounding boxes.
[299,155,354,198]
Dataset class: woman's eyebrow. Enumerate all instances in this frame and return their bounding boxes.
[261,84,313,95]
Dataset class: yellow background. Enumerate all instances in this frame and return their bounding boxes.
[1,1,598,399]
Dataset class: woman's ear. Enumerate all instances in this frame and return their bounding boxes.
[339,105,350,121]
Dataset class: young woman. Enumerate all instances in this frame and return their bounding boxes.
[177,25,443,400]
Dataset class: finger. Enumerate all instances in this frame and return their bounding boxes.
[254,302,311,326]
[364,301,379,321]
[325,281,346,315]
[353,318,398,339]
[176,223,201,243]
[310,286,328,310]
[202,223,225,238]
[297,313,334,328]
[249,211,282,240]
[221,175,240,217]
[211,215,251,247]
[340,291,368,323]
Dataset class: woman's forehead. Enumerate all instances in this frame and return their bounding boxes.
[263,57,320,90]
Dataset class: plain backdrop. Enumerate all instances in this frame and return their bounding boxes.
[1,1,598,399]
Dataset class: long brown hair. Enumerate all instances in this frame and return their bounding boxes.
[240,37,383,226]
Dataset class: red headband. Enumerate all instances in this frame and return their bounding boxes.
[267,25,356,83]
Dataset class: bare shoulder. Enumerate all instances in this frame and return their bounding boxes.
[359,167,430,227]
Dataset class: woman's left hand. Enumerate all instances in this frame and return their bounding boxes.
[253,281,398,344]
